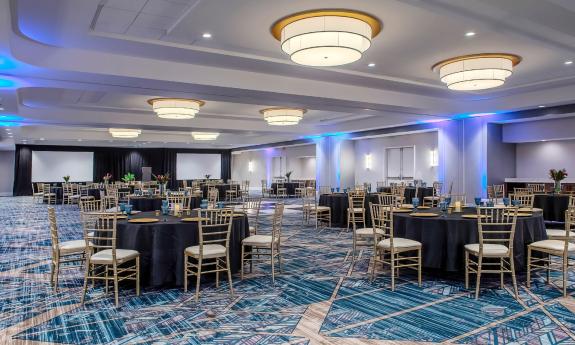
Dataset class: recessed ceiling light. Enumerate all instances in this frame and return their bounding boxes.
[465,31,476,37]
[77,139,82,142]
[39,137,45,140]
[541,140,547,142]
[565,60,573,65]
[367,63,376,67]
[538,105,545,108]
[202,32,212,39]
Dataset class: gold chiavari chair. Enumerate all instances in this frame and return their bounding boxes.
[207,188,219,208]
[242,197,261,235]
[275,182,287,199]
[226,183,239,201]
[49,207,86,291]
[79,199,102,212]
[295,181,307,198]
[102,195,119,212]
[79,185,95,203]
[350,202,383,271]
[240,180,250,199]
[527,183,546,193]
[241,203,284,282]
[62,183,73,205]
[347,191,366,231]
[376,181,386,191]
[261,180,271,198]
[43,183,57,204]
[487,185,495,202]
[184,208,234,301]
[353,184,366,192]
[391,184,406,204]
[32,182,44,203]
[302,194,331,229]
[319,186,332,195]
[166,193,186,212]
[511,193,535,210]
[465,207,519,299]
[80,212,140,307]
[370,203,422,290]
[423,181,442,207]
[528,207,575,297]
[514,187,532,195]
[493,184,505,200]
[377,193,397,207]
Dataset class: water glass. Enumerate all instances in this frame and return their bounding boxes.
[412,197,420,208]
[161,205,169,215]
[474,197,482,206]
[503,197,510,206]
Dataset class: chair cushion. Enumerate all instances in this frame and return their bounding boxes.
[355,227,384,236]
[348,207,364,212]
[423,196,440,200]
[242,234,277,246]
[464,243,509,256]
[546,229,575,239]
[316,206,330,211]
[378,237,421,249]
[529,239,575,252]
[185,244,227,259]
[90,249,139,264]
[58,240,86,254]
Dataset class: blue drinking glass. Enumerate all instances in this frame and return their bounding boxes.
[124,205,132,215]
[161,205,169,215]
[445,197,452,206]
[474,197,482,206]
[503,197,510,206]
[330,188,334,193]
[119,203,126,212]
[336,187,340,192]
[511,200,520,207]
[412,197,420,208]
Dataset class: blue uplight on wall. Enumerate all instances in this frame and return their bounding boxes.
[0,115,24,122]
[0,78,16,88]
[0,57,17,70]
[302,132,347,140]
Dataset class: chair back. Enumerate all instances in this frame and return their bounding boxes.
[79,199,102,212]
[476,207,518,253]
[377,193,397,207]
[242,197,261,233]
[348,191,366,211]
[208,188,219,207]
[555,207,575,252]
[37,182,45,193]
[271,203,284,245]
[569,196,575,208]
[511,193,534,208]
[81,212,118,260]
[80,185,91,197]
[42,183,52,195]
[391,184,405,197]
[166,193,186,210]
[487,185,495,200]
[370,202,393,242]
[48,207,59,252]
[514,187,532,195]
[197,208,233,254]
[527,183,546,193]
[493,184,505,198]
[102,195,119,211]
[63,183,73,195]
[432,181,443,196]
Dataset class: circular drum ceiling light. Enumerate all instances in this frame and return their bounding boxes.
[191,132,219,141]
[271,9,382,67]
[109,128,141,138]
[260,107,307,126]
[432,53,522,91]
[147,98,205,119]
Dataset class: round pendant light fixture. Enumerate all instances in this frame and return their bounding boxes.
[260,107,307,126]
[109,128,141,138]
[271,9,381,67]
[147,98,205,119]
[432,53,522,91]
[191,132,219,141]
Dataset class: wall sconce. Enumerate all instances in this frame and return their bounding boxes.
[365,154,372,170]
[430,149,438,167]
[248,160,254,172]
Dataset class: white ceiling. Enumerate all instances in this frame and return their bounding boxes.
[1,0,575,148]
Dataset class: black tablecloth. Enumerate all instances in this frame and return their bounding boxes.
[129,196,202,212]
[88,188,103,200]
[393,208,547,272]
[271,182,299,196]
[201,184,239,200]
[43,186,63,203]
[376,187,435,204]
[318,193,380,227]
[116,211,250,287]
[534,194,570,223]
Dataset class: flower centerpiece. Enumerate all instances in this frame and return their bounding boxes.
[549,168,568,193]
[153,173,171,196]
[103,173,112,185]
[63,175,70,183]
[121,172,136,184]
[285,171,293,182]
[204,174,211,180]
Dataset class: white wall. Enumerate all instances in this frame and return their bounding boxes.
[354,131,438,187]
[516,140,575,178]
[503,116,575,143]
[231,144,316,189]
[0,151,14,196]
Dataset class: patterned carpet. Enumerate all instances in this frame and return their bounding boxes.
[1,196,575,344]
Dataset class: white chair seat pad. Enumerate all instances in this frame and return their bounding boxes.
[348,207,364,212]
[546,229,575,238]
[378,237,421,249]
[242,234,277,246]
[316,206,330,211]
[90,249,139,264]
[423,196,440,200]
[355,227,384,236]
[529,239,575,252]
[464,243,509,256]
[185,244,227,259]
[59,240,86,254]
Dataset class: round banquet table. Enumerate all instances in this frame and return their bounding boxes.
[377,186,435,204]
[116,211,250,287]
[271,182,299,196]
[533,193,571,223]
[201,184,239,200]
[318,193,380,228]
[129,196,202,212]
[393,208,547,272]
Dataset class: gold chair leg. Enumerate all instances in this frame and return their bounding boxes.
[277,244,282,273]
[390,250,396,291]
[113,265,119,307]
[526,247,532,288]
[136,256,140,296]
[500,258,504,288]
[226,254,234,296]
[547,254,551,284]
[105,266,109,294]
[563,255,568,297]
[183,253,188,292]
[418,248,422,287]
[464,251,469,289]
[216,258,220,288]
[271,247,275,284]
[50,261,55,288]
[195,258,202,301]
[240,245,245,280]
[475,255,483,299]
[510,255,518,300]
[81,262,90,305]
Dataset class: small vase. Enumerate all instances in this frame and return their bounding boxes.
[554,180,561,194]
[159,183,165,196]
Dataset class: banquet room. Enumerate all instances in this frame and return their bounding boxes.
[2,0,575,344]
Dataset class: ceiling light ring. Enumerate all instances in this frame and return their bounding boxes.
[271,9,382,40]
[439,67,512,82]
[146,98,205,107]
[259,107,307,115]
[431,53,522,72]
[281,32,371,56]
[447,79,506,90]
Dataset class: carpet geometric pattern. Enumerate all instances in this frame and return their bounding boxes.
[1,196,575,344]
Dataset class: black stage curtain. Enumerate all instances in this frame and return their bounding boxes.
[14,145,232,196]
